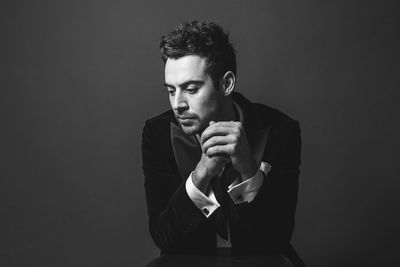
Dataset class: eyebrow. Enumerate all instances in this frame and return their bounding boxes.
[164,80,205,89]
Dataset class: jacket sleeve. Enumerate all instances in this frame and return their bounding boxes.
[141,119,207,252]
[232,119,302,251]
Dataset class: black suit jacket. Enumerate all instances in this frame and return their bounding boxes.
[142,93,304,265]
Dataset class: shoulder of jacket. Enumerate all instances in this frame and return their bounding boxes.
[144,110,175,129]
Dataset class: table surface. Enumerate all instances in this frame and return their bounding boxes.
[146,253,294,267]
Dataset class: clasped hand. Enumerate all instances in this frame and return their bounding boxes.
[192,121,258,193]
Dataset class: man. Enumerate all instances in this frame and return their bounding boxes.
[142,21,305,266]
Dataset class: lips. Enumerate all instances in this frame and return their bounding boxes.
[178,118,194,124]
[177,116,196,125]
[176,114,196,120]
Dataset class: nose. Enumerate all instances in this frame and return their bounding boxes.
[171,91,188,114]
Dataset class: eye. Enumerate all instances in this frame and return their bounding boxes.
[167,89,175,96]
[186,87,199,94]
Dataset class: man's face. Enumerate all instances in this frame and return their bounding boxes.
[164,55,224,135]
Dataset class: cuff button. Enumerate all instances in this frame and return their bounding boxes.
[203,208,209,215]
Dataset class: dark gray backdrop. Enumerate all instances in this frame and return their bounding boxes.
[1,1,399,266]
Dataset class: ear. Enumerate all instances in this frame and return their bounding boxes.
[220,71,236,96]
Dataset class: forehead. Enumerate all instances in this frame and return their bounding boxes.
[165,55,208,84]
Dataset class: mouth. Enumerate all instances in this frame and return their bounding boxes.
[177,115,195,120]
[177,116,196,125]
[179,118,193,122]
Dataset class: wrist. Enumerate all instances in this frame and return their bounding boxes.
[192,169,211,194]
[240,162,258,181]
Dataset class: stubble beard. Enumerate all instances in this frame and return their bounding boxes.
[180,120,204,136]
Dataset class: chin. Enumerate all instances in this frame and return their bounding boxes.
[181,126,199,136]
[180,124,202,136]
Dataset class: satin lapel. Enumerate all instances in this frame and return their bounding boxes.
[236,96,271,166]
[170,122,202,181]
[247,126,271,166]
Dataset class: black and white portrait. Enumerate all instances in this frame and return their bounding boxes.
[1,1,399,266]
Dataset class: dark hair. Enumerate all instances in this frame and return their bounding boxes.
[160,21,236,87]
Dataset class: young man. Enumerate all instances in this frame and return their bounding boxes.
[142,21,305,266]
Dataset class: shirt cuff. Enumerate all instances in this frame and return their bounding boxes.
[227,162,272,204]
[185,172,220,218]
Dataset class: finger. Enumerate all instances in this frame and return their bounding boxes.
[200,126,230,146]
[209,153,230,164]
[205,144,235,158]
[202,135,234,154]
[210,121,240,126]
[201,124,238,145]
[204,120,241,133]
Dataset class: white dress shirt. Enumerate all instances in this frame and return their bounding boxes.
[184,101,272,247]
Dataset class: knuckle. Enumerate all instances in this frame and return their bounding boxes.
[212,138,218,146]
[207,138,213,146]
[231,135,238,143]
